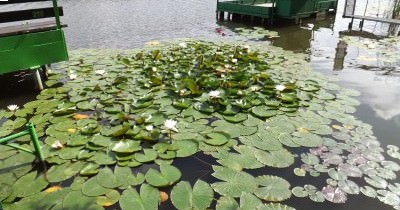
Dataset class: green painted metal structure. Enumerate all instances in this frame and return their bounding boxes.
[0,123,44,162]
[0,123,44,209]
[0,0,68,75]
[217,0,338,22]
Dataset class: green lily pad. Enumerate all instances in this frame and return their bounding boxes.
[211,166,257,197]
[205,132,230,146]
[97,167,120,189]
[111,140,141,153]
[145,164,181,187]
[252,106,277,118]
[82,176,111,197]
[119,185,159,210]
[255,175,291,202]
[171,180,214,210]
[254,149,294,168]
[13,171,48,198]
[46,161,84,183]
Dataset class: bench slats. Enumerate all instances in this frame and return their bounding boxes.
[0,21,67,38]
[0,0,51,5]
[0,7,63,23]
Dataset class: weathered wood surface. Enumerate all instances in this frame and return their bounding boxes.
[0,21,67,37]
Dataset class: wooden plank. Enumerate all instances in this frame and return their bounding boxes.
[348,15,400,24]
[255,3,274,7]
[0,7,63,23]
[0,0,51,5]
[0,21,67,37]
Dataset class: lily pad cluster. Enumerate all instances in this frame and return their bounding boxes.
[0,40,400,210]
[235,27,280,40]
[342,36,400,71]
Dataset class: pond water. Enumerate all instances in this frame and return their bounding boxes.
[0,0,400,209]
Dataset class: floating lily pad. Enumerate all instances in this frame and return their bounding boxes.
[255,175,291,202]
[211,166,257,197]
[145,164,181,187]
[119,185,159,210]
[171,180,214,210]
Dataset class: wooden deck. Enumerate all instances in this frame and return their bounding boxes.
[346,15,400,25]
[0,21,67,38]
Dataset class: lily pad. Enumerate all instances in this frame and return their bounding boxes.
[171,180,214,210]
[145,164,181,187]
[119,185,160,210]
[255,175,291,202]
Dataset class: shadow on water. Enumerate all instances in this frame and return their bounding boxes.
[0,71,39,109]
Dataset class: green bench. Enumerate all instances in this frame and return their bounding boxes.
[0,0,69,90]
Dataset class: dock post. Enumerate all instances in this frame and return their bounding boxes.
[348,17,354,30]
[34,69,44,90]
[240,15,244,22]
[219,12,224,21]
[251,16,255,24]
[359,19,364,31]
[227,13,231,21]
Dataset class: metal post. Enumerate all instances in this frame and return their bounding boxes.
[28,123,45,162]
[34,69,44,90]
[52,0,61,29]
[0,130,30,144]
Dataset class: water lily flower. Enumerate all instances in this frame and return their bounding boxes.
[179,89,187,96]
[164,119,178,132]
[95,70,106,75]
[209,90,221,99]
[151,67,157,72]
[51,141,64,150]
[145,114,152,122]
[244,45,250,49]
[178,42,187,48]
[7,104,19,111]
[275,84,286,91]
[69,74,77,80]
[232,58,238,63]
[250,86,260,92]
[145,125,154,131]
[235,99,245,106]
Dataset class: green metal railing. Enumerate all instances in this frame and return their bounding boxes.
[0,123,44,162]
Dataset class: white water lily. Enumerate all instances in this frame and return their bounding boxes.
[232,58,238,63]
[209,90,221,99]
[244,45,250,49]
[164,119,178,132]
[250,85,260,92]
[95,70,106,75]
[179,89,187,96]
[51,141,64,150]
[151,67,157,72]
[235,99,245,105]
[275,84,286,91]
[224,64,232,69]
[69,74,77,80]
[7,104,19,111]
[144,114,152,122]
[145,125,154,131]
[178,42,187,48]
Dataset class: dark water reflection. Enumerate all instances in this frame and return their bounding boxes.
[1,0,400,209]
